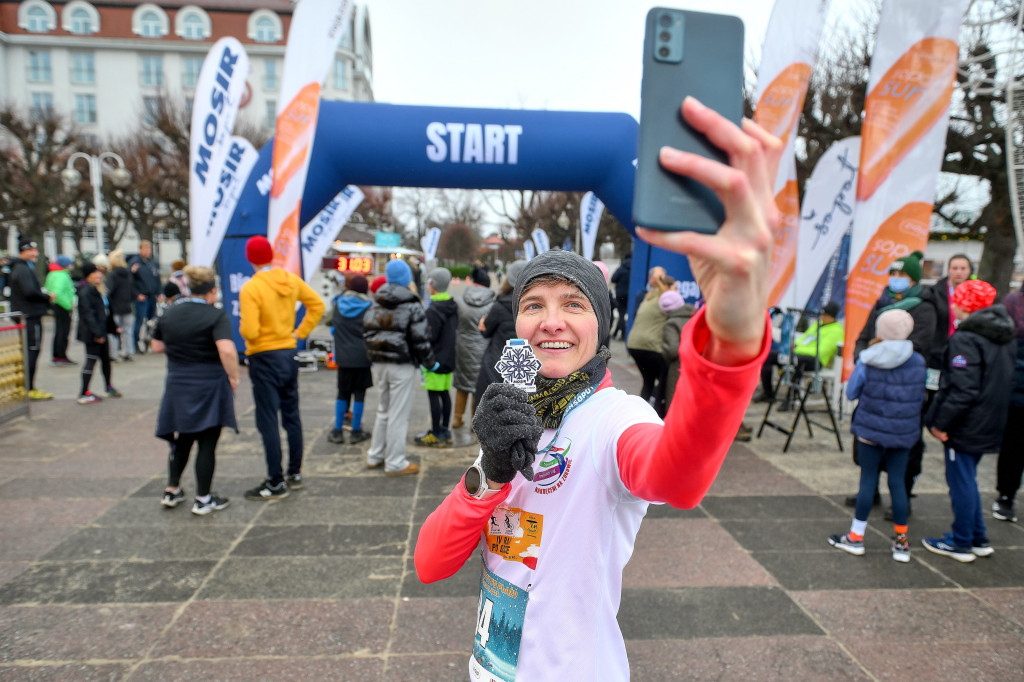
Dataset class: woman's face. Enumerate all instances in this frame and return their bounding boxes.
[516,281,598,379]
[87,269,103,285]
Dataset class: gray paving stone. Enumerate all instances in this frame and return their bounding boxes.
[0,560,214,605]
[195,556,402,600]
[618,586,824,639]
[254,495,414,525]
[752,549,957,591]
[42,526,242,561]
[701,494,848,520]
[231,524,408,556]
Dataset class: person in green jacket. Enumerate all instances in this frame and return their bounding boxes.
[45,255,77,366]
[758,301,843,406]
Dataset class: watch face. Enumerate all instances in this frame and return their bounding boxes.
[465,465,482,493]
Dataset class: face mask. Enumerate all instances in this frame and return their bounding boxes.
[888,276,911,293]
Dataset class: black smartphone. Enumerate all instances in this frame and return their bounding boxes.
[633,8,744,233]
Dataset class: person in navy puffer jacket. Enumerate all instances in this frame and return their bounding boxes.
[829,309,925,563]
[329,275,373,446]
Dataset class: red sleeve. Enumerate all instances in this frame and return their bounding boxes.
[617,308,770,507]
[414,474,511,583]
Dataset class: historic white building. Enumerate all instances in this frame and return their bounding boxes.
[0,0,374,263]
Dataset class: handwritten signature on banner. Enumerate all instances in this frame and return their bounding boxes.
[803,148,857,250]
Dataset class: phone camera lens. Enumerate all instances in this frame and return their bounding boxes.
[658,46,670,58]
[659,31,671,43]
[658,14,672,28]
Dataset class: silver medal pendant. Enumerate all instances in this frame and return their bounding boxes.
[495,339,542,393]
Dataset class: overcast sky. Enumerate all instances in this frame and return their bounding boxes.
[364,1,777,120]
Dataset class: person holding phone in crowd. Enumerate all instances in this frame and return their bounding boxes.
[415,97,781,681]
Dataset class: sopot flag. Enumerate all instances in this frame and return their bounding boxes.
[200,136,259,268]
[421,227,441,262]
[754,0,829,308]
[580,191,605,261]
[189,37,250,267]
[300,185,365,283]
[793,136,860,309]
[268,0,355,276]
[842,0,968,380]
[531,228,550,256]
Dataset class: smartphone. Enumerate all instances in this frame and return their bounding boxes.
[633,8,744,233]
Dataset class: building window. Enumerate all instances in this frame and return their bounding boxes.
[183,57,203,89]
[140,55,164,87]
[68,7,91,34]
[133,4,169,38]
[248,10,282,43]
[74,94,97,124]
[143,96,162,126]
[30,92,54,120]
[266,99,276,128]
[255,17,275,42]
[19,0,56,33]
[28,51,52,83]
[71,52,95,85]
[264,59,278,91]
[333,58,348,90]
[140,11,161,36]
[62,1,99,35]
[182,14,203,39]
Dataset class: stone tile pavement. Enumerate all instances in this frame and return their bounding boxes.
[1,319,1022,680]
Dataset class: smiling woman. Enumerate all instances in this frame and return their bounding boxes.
[414,97,780,681]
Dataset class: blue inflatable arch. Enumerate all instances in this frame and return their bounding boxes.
[219,100,696,350]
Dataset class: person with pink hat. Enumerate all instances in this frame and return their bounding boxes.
[923,280,1015,563]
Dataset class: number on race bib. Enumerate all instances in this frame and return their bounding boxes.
[476,594,494,648]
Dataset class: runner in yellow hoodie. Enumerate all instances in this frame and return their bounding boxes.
[239,235,325,501]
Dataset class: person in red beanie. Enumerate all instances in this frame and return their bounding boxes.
[239,235,325,501]
[369,275,387,294]
[923,279,1015,563]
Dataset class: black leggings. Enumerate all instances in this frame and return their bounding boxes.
[428,389,452,434]
[168,426,222,497]
[81,341,111,395]
[997,404,1024,502]
[628,348,667,417]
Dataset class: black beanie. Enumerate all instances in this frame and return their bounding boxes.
[513,250,611,351]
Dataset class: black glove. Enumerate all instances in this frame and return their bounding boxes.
[472,383,544,483]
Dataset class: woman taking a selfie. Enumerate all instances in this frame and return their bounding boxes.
[415,97,782,680]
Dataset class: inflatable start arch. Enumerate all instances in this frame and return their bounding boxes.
[219,100,697,350]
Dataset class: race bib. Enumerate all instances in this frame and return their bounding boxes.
[485,506,543,569]
[471,561,529,682]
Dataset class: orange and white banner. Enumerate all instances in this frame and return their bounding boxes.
[268,0,354,275]
[842,0,968,379]
[754,0,829,309]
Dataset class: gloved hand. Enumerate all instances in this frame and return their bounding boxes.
[472,383,544,483]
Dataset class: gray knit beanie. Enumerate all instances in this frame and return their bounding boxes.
[513,250,611,352]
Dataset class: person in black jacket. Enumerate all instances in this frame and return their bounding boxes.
[993,286,1024,523]
[329,274,373,445]
[474,261,526,400]
[129,240,161,354]
[416,268,459,448]
[923,280,1016,563]
[105,250,136,361]
[610,253,631,340]
[362,259,437,476]
[76,261,122,404]
[7,237,56,399]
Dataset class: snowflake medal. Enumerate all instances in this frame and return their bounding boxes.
[495,339,542,393]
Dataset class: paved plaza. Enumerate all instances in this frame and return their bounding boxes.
[1,311,1023,681]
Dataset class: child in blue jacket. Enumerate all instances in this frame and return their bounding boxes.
[829,309,926,562]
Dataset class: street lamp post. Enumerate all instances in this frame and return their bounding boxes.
[61,152,131,256]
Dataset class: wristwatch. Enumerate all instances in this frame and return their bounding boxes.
[464,463,501,499]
